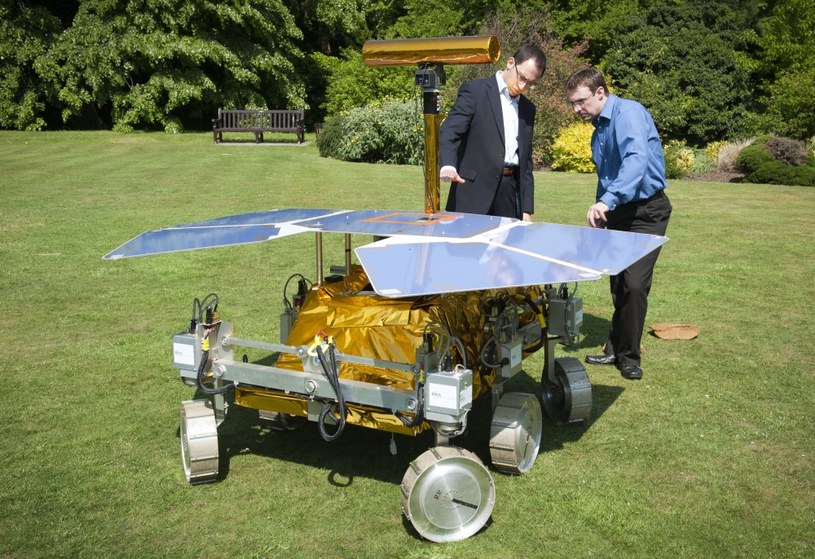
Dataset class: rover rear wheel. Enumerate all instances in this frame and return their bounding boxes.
[489,392,542,474]
[180,400,219,484]
[541,357,592,425]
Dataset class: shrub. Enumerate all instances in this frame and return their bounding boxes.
[716,138,754,172]
[663,140,695,179]
[735,138,775,174]
[317,99,423,165]
[314,114,346,160]
[705,141,727,162]
[551,123,594,173]
[691,148,716,173]
[736,135,815,186]
[764,137,808,166]
[746,160,815,186]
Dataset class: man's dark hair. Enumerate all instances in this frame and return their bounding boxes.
[512,44,547,77]
[565,67,607,93]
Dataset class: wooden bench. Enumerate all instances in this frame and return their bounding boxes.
[212,109,305,143]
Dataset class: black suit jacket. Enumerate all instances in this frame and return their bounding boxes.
[440,75,536,216]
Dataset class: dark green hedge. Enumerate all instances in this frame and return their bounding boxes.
[736,136,815,186]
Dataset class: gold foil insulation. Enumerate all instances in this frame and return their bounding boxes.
[423,113,442,213]
[362,36,500,67]
[236,265,542,436]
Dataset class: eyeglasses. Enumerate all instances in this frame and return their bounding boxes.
[569,90,597,109]
[513,65,539,87]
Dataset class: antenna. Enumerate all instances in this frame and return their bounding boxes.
[362,36,501,214]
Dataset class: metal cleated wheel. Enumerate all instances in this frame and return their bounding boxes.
[400,446,496,543]
[489,392,543,474]
[541,357,592,425]
[179,400,219,484]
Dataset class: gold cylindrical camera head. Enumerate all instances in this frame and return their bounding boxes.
[362,35,500,66]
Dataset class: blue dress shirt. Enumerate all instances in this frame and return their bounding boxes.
[591,94,667,210]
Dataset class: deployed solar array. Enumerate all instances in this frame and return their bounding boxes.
[104,209,667,298]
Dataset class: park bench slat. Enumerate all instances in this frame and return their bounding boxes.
[213,108,305,144]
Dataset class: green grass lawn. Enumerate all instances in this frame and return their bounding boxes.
[1,131,814,559]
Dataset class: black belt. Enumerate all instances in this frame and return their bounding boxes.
[502,166,517,176]
[627,189,666,206]
[643,189,666,202]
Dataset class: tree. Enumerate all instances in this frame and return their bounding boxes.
[602,18,740,144]
[384,0,472,39]
[286,0,379,55]
[0,0,64,130]
[286,0,403,126]
[316,0,490,118]
[595,1,759,145]
[754,0,815,138]
[548,0,771,145]
[442,7,588,167]
[34,0,306,131]
[319,49,414,115]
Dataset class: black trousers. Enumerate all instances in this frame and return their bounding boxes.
[605,190,672,368]
[489,171,520,218]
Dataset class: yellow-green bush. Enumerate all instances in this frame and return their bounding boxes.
[705,140,727,162]
[551,123,595,173]
[663,140,695,179]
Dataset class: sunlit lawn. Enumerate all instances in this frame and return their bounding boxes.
[1,131,813,558]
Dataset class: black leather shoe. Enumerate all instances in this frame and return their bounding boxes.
[620,364,643,380]
[585,353,616,365]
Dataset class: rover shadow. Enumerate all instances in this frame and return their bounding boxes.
[173,382,440,487]
[539,383,624,452]
[445,368,624,463]
[214,403,438,486]
[175,354,622,489]
[570,312,611,351]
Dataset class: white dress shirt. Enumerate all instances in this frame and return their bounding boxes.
[495,71,519,167]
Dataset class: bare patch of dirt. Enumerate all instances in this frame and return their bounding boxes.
[689,172,744,183]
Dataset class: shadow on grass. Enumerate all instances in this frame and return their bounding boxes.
[176,354,622,491]
[400,509,495,542]
[540,383,624,452]
[212,397,437,487]
[214,138,308,146]
[571,312,610,351]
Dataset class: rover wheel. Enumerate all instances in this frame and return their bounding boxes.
[541,357,592,425]
[489,392,542,474]
[400,446,495,543]
[179,400,219,484]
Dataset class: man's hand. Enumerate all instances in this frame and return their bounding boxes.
[440,166,466,184]
[587,201,609,228]
[522,212,532,222]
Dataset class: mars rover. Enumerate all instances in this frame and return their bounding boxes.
[105,36,667,542]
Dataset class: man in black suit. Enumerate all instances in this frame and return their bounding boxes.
[439,44,546,221]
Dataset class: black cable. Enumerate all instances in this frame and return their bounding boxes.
[396,398,424,428]
[396,378,425,428]
[283,274,312,311]
[195,347,235,396]
[316,344,347,441]
[480,336,504,369]
[198,293,219,325]
[189,297,201,333]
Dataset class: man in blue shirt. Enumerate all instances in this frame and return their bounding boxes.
[565,67,672,380]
